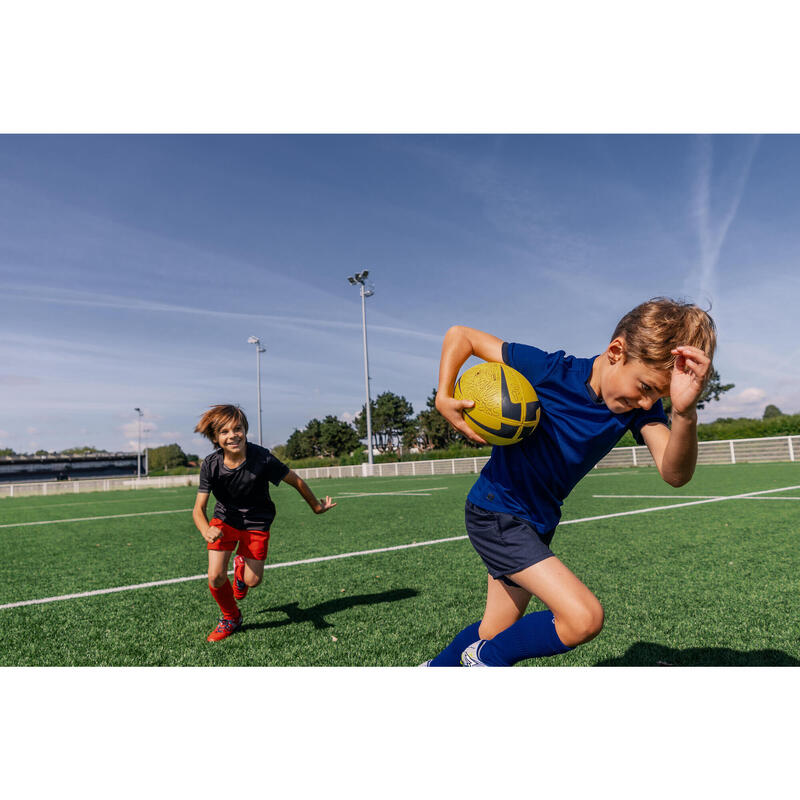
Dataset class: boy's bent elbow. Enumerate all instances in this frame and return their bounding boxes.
[662,470,694,488]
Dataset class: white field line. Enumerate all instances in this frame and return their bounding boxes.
[336,488,448,498]
[0,508,193,528]
[3,482,799,612]
[3,492,181,511]
[0,488,451,529]
[0,535,468,610]
[584,471,644,478]
[593,494,800,501]
[559,484,800,527]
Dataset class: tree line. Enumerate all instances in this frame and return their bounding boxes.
[284,389,476,460]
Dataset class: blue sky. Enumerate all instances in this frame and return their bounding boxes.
[1,134,798,457]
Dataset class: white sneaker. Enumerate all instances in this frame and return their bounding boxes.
[418,660,432,667]
[460,641,489,666]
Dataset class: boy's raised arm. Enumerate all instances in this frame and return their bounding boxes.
[642,344,711,487]
[435,326,504,445]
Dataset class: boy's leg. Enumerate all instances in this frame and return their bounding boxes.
[428,575,531,666]
[234,531,269,599]
[479,574,532,640]
[208,549,239,619]
[468,556,602,666]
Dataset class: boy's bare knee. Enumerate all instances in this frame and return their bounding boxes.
[558,600,604,646]
[208,573,227,588]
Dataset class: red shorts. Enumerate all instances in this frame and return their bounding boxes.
[206,518,270,561]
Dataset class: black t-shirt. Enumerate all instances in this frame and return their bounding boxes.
[198,442,290,532]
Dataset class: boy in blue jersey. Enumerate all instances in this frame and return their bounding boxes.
[424,297,716,666]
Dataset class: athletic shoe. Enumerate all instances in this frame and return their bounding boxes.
[233,555,248,600]
[418,660,432,667]
[207,614,243,642]
[460,641,489,667]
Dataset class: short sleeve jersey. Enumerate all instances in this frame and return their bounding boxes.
[199,442,290,532]
[466,342,669,533]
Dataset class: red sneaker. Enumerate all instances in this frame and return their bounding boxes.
[206,614,243,642]
[233,554,248,600]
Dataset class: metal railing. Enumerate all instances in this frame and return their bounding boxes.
[0,473,199,499]
[1,435,796,498]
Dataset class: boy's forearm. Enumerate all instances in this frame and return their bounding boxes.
[660,410,699,486]
[437,326,473,397]
[294,477,322,512]
[193,507,210,534]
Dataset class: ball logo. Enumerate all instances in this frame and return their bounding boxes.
[454,362,540,446]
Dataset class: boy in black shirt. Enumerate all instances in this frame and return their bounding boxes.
[193,404,336,641]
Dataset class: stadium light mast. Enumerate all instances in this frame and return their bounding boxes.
[347,270,375,468]
[134,407,143,479]
[248,336,266,446]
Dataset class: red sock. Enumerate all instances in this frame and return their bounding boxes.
[209,580,240,619]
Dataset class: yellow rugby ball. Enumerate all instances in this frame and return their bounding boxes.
[454,362,540,446]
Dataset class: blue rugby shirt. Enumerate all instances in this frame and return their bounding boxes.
[466,342,669,532]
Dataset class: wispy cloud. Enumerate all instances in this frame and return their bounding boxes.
[692,135,760,301]
[3,284,442,343]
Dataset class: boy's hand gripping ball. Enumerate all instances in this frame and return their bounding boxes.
[454,362,540,446]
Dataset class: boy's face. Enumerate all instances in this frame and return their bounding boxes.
[215,418,247,455]
[601,340,670,415]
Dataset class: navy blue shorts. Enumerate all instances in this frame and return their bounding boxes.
[465,501,555,588]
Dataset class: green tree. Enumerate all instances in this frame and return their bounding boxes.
[148,443,188,471]
[285,427,313,459]
[405,388,475,451]
[319,415,361,457]
[355,391,414,453]
[271,444,288,460]
[763,404,783,419]
[0,448,15,457]
[60,446,101,455]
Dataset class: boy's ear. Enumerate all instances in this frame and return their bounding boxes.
[607,337,627,365]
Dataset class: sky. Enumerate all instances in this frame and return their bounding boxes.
[1,133,798,457]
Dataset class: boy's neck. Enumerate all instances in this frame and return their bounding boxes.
[589,355,605,400]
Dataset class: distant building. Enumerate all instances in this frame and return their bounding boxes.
[0,452,143,483]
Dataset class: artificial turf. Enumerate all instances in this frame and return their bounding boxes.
[1,462,798,666]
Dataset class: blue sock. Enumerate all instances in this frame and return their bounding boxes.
[428,621,482,666]
[478,610,572,666]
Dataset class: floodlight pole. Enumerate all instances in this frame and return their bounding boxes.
[134,407,143,478]
[248,336,266,446]
[347,270,374,467]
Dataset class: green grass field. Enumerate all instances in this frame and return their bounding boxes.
[1,462,799,666]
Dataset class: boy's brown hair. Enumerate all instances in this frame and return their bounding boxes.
[194,404,249,445]
[613,297,716,370]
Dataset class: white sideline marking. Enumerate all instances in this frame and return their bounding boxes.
[0,489,451,528]
[336,488,448,498]
[0,508,193,528]
[584,471,643,478]
[4,492,181,510]
[3,482,799,611]
[0,535,468,610]
[560,484,800,526]
[593,494,800,501]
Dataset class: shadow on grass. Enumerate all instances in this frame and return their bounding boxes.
[247,588,419,631]
[594,641,800,667]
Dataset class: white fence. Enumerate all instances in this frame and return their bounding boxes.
[597,434,799,469]
[0,473,199,499]
[1,435,797,499]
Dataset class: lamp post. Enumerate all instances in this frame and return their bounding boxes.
[134,407,143,478]
[247,336,266,446]
[346,270,374,467]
